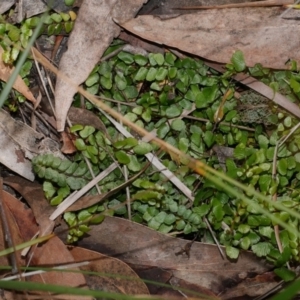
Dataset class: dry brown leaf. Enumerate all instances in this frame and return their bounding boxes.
[61,131,77,154]
[28,237,90,300]
[0,48,36,103]
[0,109,62,181]
[120,7,300,69]
[134,265,220,299]
[4,176,55,236]
[0,190,33,272]
[54,0,148,131]
[75,216,274,299]
[70,247,150,295]
[2,189,38,242]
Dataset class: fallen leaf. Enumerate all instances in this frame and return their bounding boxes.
[54,0,148,131]
[61,131,77,154]
[70,247,149,295]
[74,216,274,298]
[220,272,280,299]
[28,237,90,300]
[120,7,300,69]
[3,176,55,236]
[0,109,63,181]
[0,48,36,103]
[0,190,33,271]
[2,189,38,242]
[0,0,14,15]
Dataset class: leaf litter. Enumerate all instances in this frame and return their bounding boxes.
[0,0,300,298]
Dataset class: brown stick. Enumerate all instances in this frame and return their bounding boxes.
[174,0,293,10]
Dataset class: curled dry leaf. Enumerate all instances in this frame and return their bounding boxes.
[120,7,300,69]
[3,176,56,236]
[70,247,149,295]
[75,216,274,298]
[0,109,62,181]
[28,237,90,300]
[54,0,148,131]
[0,190,36,271]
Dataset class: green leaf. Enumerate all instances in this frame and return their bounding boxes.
[290,77,300,93]
[177,205,187,216]
[178,138,189,153]
[89,214,105,224]
[168,67,177,78]
[50,13,62,23]
[231,50,246,72]
[127,155,142,172]
[124,112,138,123]
[257,135,269,149]
[134,54,148,66]
[277,159,287,176]
[176,219,186,230]
[117,51,134,64]
[155,211,167,223]
[146,67,157,81]
[133,142,153,155]
[85,73,99,87]
[75,138,86,151]
[57,186,70,198]
[183,223,192,234]
[237,224,250,234]
[79,126,95,138]
[100,76,112,89]
[203,131,215,148]
[274,268,296,282]
[195,85,219,108]
[124,86,138,99]
[212,204,224,221]
[158,224,173,233]
[115,150,130,164]
[78,210,91,221]
[240,237,251,250]
[171,119,185,131]
[115,73,127,90]
[66,177,86,190]
[64,21,74,33]
[155,67,168,81]
[50,194,63,206]
[157,123,170,139]
[134,191,162,201]
[142,107,152,122]
[153,53,164,65]
[98,61,112,75]
[193,204,210,217]
[165,52,176,65]
[8,26,20,42]
[251,242,272,257]
[150,82,161,91]
[226,246,239,259]
[134,67,148,81]
[148,218,161,230]
[166,105,182,118]
[43,181,56,200]
[164,214,176,225]
[70,124,84,133]
[258,226,273,238]
[258,174,272,192]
